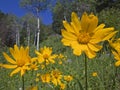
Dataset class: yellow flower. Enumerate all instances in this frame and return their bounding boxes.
[58,61,62,64]
[35,46,57,65]
[92,72,98,77]
[58,54,64,59]
[28,57,38,70]
[30,62,38,71]
[41,64,45,69]
[61,12,117,58]
[51,69,62,86]
[41,73,51,83]
[1,45,31,76]
[35,78,39,82]
[64,75,73,82]
[26,86,38,90]
[109,38,120,67]
[60,83,66,90]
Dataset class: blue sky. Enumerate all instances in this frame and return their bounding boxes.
[0,0,53,25]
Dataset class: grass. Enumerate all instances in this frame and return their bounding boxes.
[0,36,120,90]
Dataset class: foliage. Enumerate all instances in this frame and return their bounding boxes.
[40,24,55,41]
[98,8,120,38]
[0,13,19,47]
[20,0,50,13]
[1,1,120,89]
[0,36,120,89]
[51,0,96,34]
[40,34,66,53]
[95,0,120,12]
[20,13,37,46]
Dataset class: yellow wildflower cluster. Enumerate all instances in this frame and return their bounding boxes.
[0,45,72,90]
[35,46,57,65]
[36,69,73,90]
[0,45,67,76]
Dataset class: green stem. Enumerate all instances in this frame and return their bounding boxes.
[22,76,25,90]
[84,54,88,90]
[113,67,117,89]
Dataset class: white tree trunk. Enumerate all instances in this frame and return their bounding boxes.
[36,8,40,50]
[27,23,30,46]
[16,24,20,46]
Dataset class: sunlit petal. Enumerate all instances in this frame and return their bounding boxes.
[2,64,17,69]
[10,67,21,76]
[3,52,16,64]
[88,43,102,52]
[61,30,77,40]
[71,12,81,30]
[63,21,75,33]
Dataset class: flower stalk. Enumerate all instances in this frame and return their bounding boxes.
[22,76,25,90]
[84,54,88,90]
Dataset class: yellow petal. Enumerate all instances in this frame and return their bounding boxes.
[21,68,26,76]
[38,56,44,64]
[93,24,105,33]
[2,64,17,69]
[61,38,74,46]
[112,51,120,61]
[10,67,21,76]
[71,12,81,30]
[61,30,77,40]
[87,13,98,33]
[35,50,41,55]
[84,47,96,59]
[25,46,29,55]
[91,27,115,43]
[88,43,102,52]
[3,52,16,64]
[14,45,20,54]
[14,45,20,59]
[102,31,117,41]
[74,44,96,58]
[10,48,16,60]
[115,61,120,67]
[81,12,98,33]
[81,12,89,32]
[20,46,24,57]
[31,57,38,62]
[63,21,75,33]
[26,86,38,90]
[70,22,80,34]
[71,42,82,56]
[73,49,82,56]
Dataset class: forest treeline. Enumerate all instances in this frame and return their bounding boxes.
[0,0,120,47]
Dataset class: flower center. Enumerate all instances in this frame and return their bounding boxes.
[43,54,49,59]
[78,32,91,44]
[17,59,25,67]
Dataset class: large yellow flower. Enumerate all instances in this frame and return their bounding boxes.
[35,46,57,65]
[109,38,120,66]
[61,12,117,58]
[1,45,31,76]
